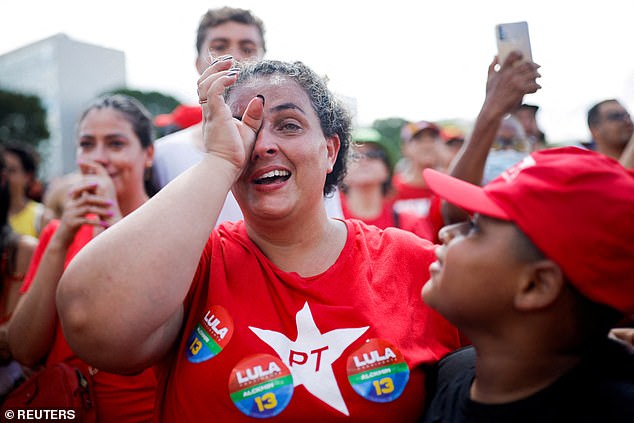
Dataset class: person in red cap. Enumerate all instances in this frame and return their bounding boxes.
[421,51,634,422]
[411,50,632,423]
[421,146,634,422]
[392,120,445,241]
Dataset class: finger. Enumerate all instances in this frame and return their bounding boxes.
[63,198,110,216]
[487,58,497,77]
[205,69,240,117]
[198,55,233,81]
[73,194,115,209]
[515,60,541,75]
[85,206,115,221]
[501,50,524,69]
[77,160,108,177]
[68,181,99,200]
[197,56,235,103]
[241,95,265,134]
[73,215,110,229]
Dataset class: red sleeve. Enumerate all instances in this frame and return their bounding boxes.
[20,220,60,293]
[396,211,436,242]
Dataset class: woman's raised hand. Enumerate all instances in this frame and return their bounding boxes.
[197,55,264,173]
[56,161,121,245]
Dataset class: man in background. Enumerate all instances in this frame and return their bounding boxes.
[152,7,266,224]
[586,99,633,160]
[512,103,547,150]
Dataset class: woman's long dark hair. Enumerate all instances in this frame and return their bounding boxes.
[1,146,15,284]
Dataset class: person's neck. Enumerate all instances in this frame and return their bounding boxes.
[246,206,347,277]
[401,164,427,187]
[344,185,384,219]
[9,192,28,215]
[470,340,583,404]
[596,141,625,161]
[117,188,149,217]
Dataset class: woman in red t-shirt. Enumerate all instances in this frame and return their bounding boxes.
[8,95,157,422]
[56,60,467,422]
[340,133,435,241]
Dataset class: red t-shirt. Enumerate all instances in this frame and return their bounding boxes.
[391,173,444,242]
[154,219,464,422]
[21,220,157,423]
[340,193,435,241]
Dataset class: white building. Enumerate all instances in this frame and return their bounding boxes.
[0,33,126,179]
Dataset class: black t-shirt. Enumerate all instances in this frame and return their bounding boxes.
[422,340,634,423]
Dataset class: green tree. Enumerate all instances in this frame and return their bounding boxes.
[104,88,181,119]
[0,89,49,147]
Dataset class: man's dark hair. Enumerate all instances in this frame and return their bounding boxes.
[587,99,619,129]
[196,7,266,55]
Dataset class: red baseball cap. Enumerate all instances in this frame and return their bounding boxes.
[154,105,202,129]
[423,146,634,314]
[400,121,440,142]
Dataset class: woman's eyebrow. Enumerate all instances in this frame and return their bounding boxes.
[270,103,305,115]
[232,102,305,120]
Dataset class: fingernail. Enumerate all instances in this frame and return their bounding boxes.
[256,94,265,104]
[221,55,233,61]
[100,221,110,228]
[226,70,238,77]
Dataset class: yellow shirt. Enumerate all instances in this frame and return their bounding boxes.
[9,200,44,238]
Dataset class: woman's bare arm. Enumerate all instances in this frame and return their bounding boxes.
[57,61,265,373]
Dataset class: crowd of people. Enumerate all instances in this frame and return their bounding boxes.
[0,5,633,422]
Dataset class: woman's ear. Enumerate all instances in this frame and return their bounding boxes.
[145,145,155,168]
[326,134,340,174]
[514,260,566,311]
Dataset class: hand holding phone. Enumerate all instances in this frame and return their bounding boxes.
[495,21,532,64]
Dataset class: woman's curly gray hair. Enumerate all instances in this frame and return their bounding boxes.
[224,60,351,196]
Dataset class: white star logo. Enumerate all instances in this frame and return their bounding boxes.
[249,302,369,416]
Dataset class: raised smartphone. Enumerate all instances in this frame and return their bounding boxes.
[495,21,532,64]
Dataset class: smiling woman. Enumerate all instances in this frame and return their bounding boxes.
[8,94,157,422]
[57,60,466,422]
